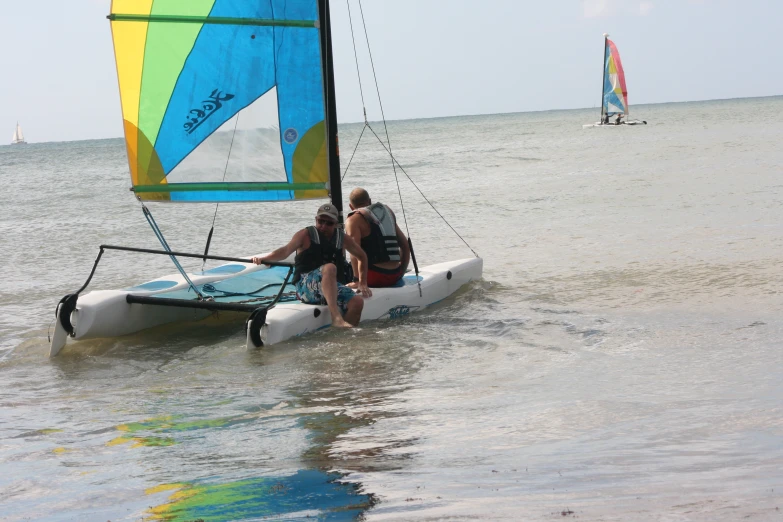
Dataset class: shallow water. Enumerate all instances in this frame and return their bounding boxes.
[1,97,782,520]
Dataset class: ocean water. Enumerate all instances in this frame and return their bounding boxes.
[1,97,782,521]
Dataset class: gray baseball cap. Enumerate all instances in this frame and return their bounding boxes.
[316,203,338,221]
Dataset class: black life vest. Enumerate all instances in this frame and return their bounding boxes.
[347,202,400,265]
[293,226,350,284]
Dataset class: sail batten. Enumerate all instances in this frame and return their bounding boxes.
[109,13,317,27]
[110,0,330,203]
[133,182,327,193]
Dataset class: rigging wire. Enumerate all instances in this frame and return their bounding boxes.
[341,123,367,181]
[345,0,367,114]
[355,0,412,242]
[202,114,241,271]
[364,125,480,258]
[341,0,369,181]
[340,0,370,184]
[343,0,479,259]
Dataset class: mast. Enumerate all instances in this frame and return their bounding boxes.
[318,0,344,223]
[600,33,608,122]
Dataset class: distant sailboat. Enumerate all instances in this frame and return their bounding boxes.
[11,122,27,145]
[583,34,646,128]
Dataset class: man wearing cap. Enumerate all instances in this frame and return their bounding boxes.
[345,187,410,287]
[252,204,371,328]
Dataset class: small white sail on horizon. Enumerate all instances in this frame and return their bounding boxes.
[11,122,27,145]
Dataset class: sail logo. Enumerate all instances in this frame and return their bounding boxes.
[383,305,419,320]
[184,89,235,135]
[283,128,299,144]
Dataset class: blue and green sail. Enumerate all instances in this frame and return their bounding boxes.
[109,0,329,202]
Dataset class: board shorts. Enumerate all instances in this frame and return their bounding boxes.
[295,266,356,314]
[367,264,405,287]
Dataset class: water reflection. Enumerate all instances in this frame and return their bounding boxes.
[1,284,488,520]
[146,470,371,521]
[280,325,428,474]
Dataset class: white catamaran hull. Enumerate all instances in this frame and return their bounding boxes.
[582,120,647,128]
[50,257,482,357]
[254,257,482,346]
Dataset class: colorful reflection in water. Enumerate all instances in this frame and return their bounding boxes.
[146,470,371,521]
[105,413,263,448]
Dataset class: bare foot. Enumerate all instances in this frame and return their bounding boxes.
[331,316,354,328]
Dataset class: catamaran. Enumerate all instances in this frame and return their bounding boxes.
[50,0,482,357]
[11,122,26,145]
[583,34,646,128]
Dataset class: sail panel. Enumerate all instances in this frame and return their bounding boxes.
[111,0,152,129]
[603,38,629,116]
[109,0,329,202]
[142,0,216,149]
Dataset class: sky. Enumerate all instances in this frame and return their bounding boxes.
[0,0,781,143]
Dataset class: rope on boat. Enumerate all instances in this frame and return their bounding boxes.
[202,114,241,271]
[52,246,107,337]
[233,292,298,305]
[201,281,295,299]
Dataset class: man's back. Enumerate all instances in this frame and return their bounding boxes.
[346,188,411,287]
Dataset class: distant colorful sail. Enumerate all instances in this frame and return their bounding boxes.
[109,0,330,202]
[603,38,628,116]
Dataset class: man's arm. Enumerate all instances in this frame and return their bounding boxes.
[344,215,363,281]
[252,229,306,265]
[343,234,371,297]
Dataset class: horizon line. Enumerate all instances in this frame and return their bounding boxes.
[6,93,781,146]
